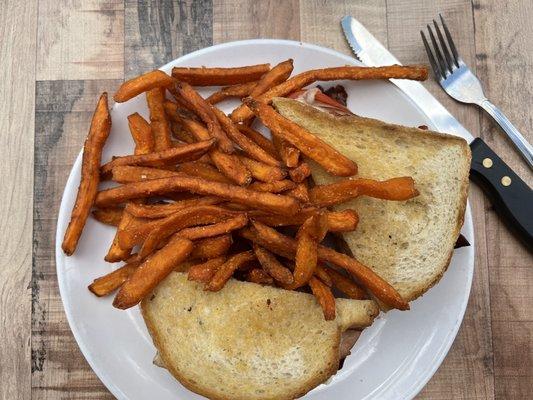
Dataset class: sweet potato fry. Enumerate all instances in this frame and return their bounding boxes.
[92,207,123,227]
[284,182,309,203]
[146,88,173,151]
[172,64,270,86]
[188,256,227,283]
[289,162,311,183]
[205,251,256,291]
[237,125,279,159]
[249,180,296,193]
[238,155,287,182]
[62,93,111,255]
[105,211,136,262]
[245,222,408,310]
[190,235,232,260]
[178,214,248,240]
[139,205,241,259]
[170,121,195,143]
[309,177,419,207]
[253,244,293,285]
[206,81,258,104]
[111,165,180,184]
[113,235,193,309]
[272,135,300,168]
[166,104,252,185]
[249,59,294,98]
[175,82,234,153]
[125,196,222,219]
[231,65,429,122]
[246,268,274,285]
[211,106,280,166]
[95,175,300,215]
[297,211,328,242]
[88,261,140,297]
[128,113,154,154]
[245,99,357,176]
[100,139,216,178]
[114,70,175,103]
[178,160,232,184]
[117,216,163,249]
[249,208,358,232]
[308,276,336,320]
[325,267,367,300]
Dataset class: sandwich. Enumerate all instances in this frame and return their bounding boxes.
[272,97,470,303]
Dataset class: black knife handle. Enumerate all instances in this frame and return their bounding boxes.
[470,137,533,247]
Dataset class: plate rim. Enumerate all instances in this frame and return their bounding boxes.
[55,38,475,400]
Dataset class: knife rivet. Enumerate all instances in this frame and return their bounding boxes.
[482,158,493,168]
[501,176,512,186]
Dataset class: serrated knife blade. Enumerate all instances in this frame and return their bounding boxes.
[340,15,474,142]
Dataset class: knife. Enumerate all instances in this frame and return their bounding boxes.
[341,16,533,246]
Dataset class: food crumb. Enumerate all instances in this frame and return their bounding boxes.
[266,299,271,306]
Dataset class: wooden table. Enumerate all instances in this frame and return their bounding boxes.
[2,1,531,399]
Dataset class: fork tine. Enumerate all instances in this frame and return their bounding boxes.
[421,31,443,80]
[433,19,454,71]
[427,24,450,76]
[439,14,460,67]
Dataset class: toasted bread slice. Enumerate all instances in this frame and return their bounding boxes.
[141,272,379,400]
[273,98,470,303]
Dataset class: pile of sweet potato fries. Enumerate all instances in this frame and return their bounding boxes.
[61,60,426,319]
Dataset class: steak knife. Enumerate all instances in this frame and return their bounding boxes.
[341,16,532,246]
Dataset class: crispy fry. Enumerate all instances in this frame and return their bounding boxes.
[170,121,195,143]
[139,206,241,259]
[249,208,358,232]
[206,81,258,104]
[146,88,173,150]
[284,182,309,203]
[249,180,296,193]
[245,222,408,310]
[175,82,234,153]
[92,207,123,227]
[113,235,193,309]
[205,251,256,291]
[231,65,429,122]
[118,216,163,249]
[172,64,270,86]
[245,99,357,176]
[253,244,294,285]
[101,139,216,178]
[62,93,111,255]
[211,105,280,166]
[325,267,367,300]
[88,261,140,297]
[309,177,419,207]
[95,175,300,215]
[178,160,232,184]
[238,155,287,182]
[272,135,300,168]
[190,235,232,260]
[237,125,279,159]
[297,211,328,242]
[249,59,294,98]
[165,104,252,185]
[114,70,175,103]
[289,162,311,183]
[128,113,154,154]
[188,257,227,283]
[105,211,136,262]
[111,165,180,184]
[246,268,274,285]
[308,276,336,320]
[178,214,248,240]
[124,196,222,219]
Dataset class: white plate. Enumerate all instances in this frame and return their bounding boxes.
[56,39,475,400]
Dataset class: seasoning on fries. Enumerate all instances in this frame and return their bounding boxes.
[172,64,270,86]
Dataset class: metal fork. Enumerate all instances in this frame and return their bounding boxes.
[421,14,533,170]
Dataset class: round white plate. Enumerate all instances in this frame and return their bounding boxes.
[56,39,475,400]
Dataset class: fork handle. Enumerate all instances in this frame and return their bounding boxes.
[479,99,533,170]
[470,138,533,246]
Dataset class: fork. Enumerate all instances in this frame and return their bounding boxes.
[421,14,533,170]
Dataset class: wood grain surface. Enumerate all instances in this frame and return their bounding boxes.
[1,1,531,399]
